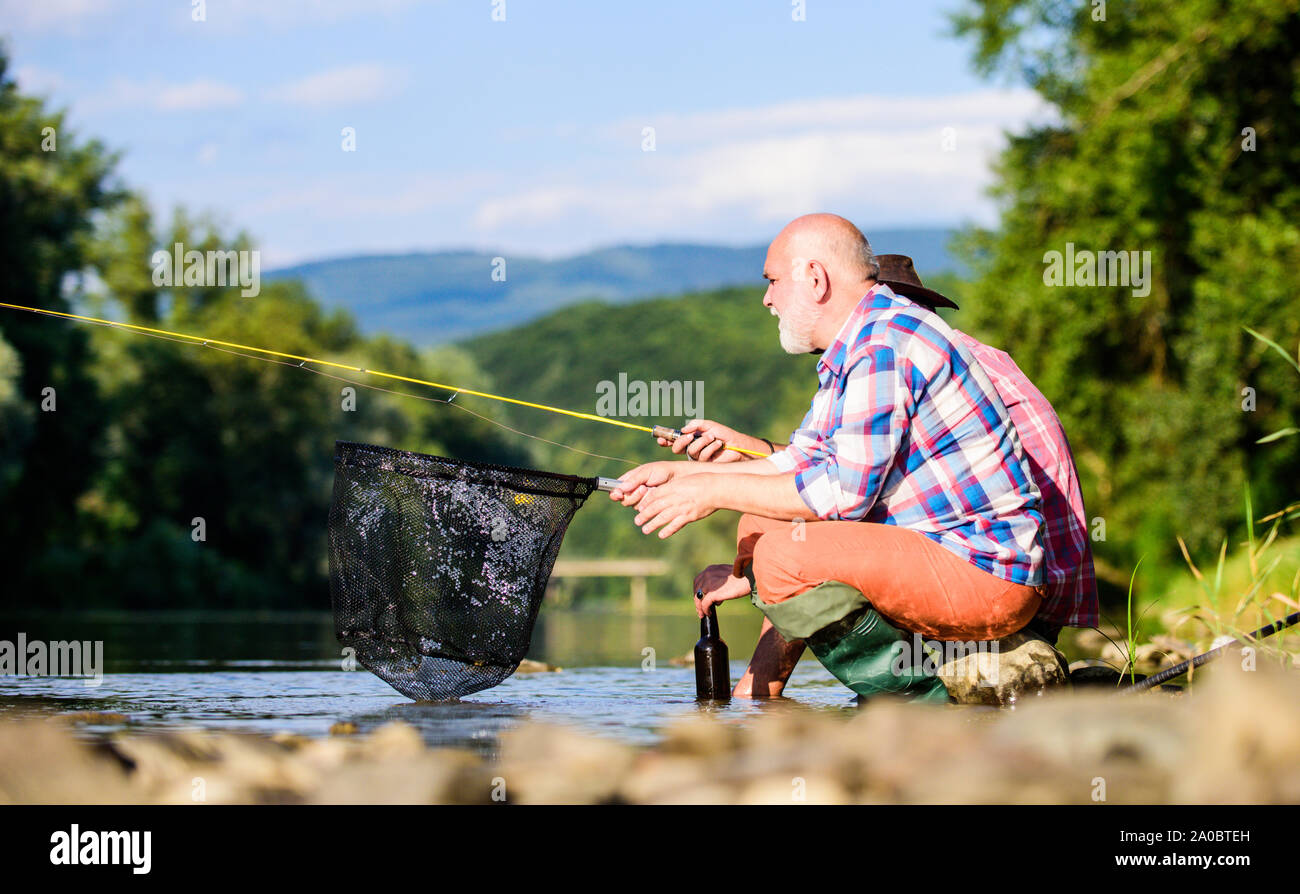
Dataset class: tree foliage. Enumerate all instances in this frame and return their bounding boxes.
[0,52,525,609]
[950,0,1300,578]
[0,50,121,596]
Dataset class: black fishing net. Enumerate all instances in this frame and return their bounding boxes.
[328,441,597,701]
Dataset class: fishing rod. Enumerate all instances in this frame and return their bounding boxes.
[0,301,768,458]
[1119,610,1300,693]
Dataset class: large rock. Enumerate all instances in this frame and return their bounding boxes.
[934,628,1070,706]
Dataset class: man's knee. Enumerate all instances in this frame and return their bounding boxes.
[736,512,782,546]
[751,528,809,604]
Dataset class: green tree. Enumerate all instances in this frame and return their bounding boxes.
[0,333,33,494]
[0,52,529,610]
[66,242,532,610]
[950,0,1300,582]
[0,50,122,596]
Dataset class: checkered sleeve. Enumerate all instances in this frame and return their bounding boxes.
[765,448,800,473]
[793,346,908,520]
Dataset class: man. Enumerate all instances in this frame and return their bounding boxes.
[609,214,1047,703]
[657,253,1099,698]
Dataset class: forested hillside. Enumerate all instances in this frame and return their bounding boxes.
[265,229,957,344]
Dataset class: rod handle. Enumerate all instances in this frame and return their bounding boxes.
[650,425,768,459]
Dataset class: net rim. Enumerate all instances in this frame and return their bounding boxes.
[333,440,598,498]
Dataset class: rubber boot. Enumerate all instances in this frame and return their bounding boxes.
[806,606,950,704]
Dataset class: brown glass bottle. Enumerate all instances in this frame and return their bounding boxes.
[694,602,731,700]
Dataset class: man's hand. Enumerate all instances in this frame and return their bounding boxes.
[627,474,719,538]
[614,465,816,535]
[657,419,762,463]
[692,563,752,617]
[607,459,700,508]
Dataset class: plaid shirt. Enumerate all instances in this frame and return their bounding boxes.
[767,283,1044,587]
[952,331,1099,628]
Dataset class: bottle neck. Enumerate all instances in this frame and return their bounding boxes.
[700,606,719,639]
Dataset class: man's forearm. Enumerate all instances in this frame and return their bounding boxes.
[705,470,817,520]
[675,455,786,477]
[729,432,777,457]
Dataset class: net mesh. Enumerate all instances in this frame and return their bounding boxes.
[328,441,596,701]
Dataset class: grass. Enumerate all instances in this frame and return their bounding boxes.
[1167,526,1300,642]
[1082,328,1300,682]
[1071,503,1300,684]
[1077,497,1300,684]
[1123,556,1148,684]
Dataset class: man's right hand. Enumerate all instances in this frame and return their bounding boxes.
[692,563,753,617]
[657,419,767,463]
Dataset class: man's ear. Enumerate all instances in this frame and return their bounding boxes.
[808,259,831,302]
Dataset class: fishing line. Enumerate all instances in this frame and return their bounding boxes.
[0,301,766,460]
[134,324,642,467]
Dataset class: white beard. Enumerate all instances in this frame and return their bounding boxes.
[772,298,819,354]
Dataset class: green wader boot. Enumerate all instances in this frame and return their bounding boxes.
[751,579,949,704]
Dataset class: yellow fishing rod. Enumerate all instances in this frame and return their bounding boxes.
[0,301,768,458]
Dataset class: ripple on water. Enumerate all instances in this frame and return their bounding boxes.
[0,663,859,755]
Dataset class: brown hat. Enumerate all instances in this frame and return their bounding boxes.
[875,254,959,310]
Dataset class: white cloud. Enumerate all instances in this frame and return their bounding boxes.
[266,63,407,108]
[0,0,113,33]
[246,171,494,219]
[605,89,1048,146]
[0,0,421,36]
[83,77,244,114]
[156,80,244,111]
[472,89,1052,238]
[217,0,421,27]
[112,86,1052,263]
[13,65,65,95]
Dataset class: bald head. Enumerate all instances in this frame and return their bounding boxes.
[771,213,879,283]
[761,214,881,353]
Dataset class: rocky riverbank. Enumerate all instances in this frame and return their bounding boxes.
[1,661,1297,804]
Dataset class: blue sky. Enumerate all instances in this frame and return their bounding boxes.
[4,0,1047,266]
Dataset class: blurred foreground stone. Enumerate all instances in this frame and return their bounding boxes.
[1,662,1297,804]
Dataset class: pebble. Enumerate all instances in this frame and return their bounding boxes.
[0,663,1296,804]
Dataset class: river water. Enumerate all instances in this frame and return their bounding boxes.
[0,608,855,753]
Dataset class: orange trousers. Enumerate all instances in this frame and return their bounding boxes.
[732,514,1042,641]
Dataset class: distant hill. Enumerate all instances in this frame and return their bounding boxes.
[265,229,957,343]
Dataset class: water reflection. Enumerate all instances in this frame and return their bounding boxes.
[0,603,768,671]
[0,609,852,750]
